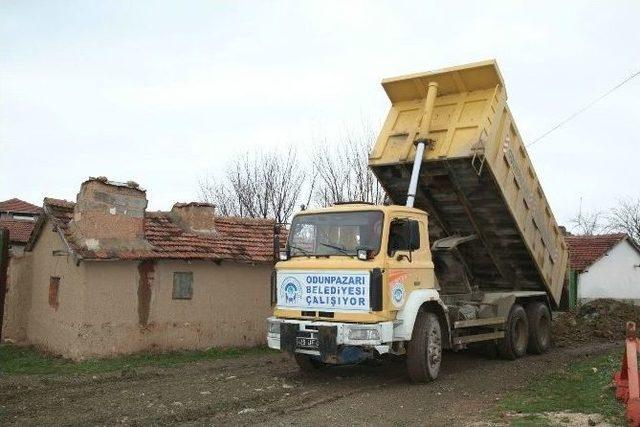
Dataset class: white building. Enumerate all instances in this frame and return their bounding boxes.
[566,233,640,304]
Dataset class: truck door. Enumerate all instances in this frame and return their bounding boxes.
[385,217,431,309]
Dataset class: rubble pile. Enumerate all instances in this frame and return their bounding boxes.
[553,299,640,346]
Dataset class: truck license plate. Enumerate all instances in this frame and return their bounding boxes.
[296,336,319,349]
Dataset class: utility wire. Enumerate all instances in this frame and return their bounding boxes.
[527,68,640,147]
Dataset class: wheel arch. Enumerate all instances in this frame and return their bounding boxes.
[394,289,451,348]
[419,300,452,350]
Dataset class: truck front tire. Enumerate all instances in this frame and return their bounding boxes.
[407,310,442,383]
[498,304,529,360]
[526,302,551,354]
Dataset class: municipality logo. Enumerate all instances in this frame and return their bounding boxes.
[391,282,405,307]
[282,277,302,304]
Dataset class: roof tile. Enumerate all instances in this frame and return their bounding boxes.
[566,233,627,270]
[40,198,286,263]
[0,198,42,215]
[0,219,37,244]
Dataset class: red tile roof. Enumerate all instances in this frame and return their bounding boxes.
[0,219,37,244]
[565,233,627,270]
[37,197,284,264]
[0,198,42,215]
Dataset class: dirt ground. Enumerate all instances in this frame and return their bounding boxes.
[0,339,620,427]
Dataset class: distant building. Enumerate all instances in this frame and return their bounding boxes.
[566,233,640,306]
[2,178,283,359]
[0,198,42,254]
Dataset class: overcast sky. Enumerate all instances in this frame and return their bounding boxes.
[1,1,639,227]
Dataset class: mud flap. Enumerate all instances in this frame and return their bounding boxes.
[318,326,338,363]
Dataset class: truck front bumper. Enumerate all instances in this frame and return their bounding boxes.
[267,317,394,363]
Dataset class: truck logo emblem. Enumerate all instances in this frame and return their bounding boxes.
[391,282,405,307]
[282,277,302,304]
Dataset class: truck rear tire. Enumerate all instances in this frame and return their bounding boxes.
[526,302,551,354]
[294,353,323,372]
[407,311,442,383]
[498,304,529,360]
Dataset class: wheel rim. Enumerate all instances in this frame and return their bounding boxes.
[513,317,527,353]
[427,321,442,372]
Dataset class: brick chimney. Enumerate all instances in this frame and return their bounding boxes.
[72,177,148,241]
[170,202,216,234]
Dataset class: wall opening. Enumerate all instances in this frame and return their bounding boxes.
[49,276,60,310]
[137,260,155,326]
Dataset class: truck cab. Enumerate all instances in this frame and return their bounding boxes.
[268,203,449,380]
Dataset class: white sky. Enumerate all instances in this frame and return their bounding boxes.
[1,1,639,227]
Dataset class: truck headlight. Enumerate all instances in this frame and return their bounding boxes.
[268,320,281,334]
[348,328,380,341]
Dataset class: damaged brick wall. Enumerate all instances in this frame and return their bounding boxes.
[73,178,148,241]
[170,202,216,234]
[137,260,155,326]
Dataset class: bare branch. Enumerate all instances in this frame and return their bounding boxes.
[199,147,307,223]
[311,125,386,206]
[607,198,640,244]
[569,210,605,235]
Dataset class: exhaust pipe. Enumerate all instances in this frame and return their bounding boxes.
[406,81,438,208]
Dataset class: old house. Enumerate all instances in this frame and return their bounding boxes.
[0,198,42,254]
[2,177,281,359]
[566,233,640,306]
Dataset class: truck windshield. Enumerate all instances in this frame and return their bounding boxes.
[288,211,383,257]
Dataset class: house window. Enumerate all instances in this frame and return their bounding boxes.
[172,272,193,300]
[49,276,60,309]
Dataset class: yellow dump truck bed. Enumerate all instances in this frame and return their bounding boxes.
[369,60,568,307]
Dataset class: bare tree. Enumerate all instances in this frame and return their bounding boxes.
[569,210,605,235]
[199,148,310,223]
[199,175,243,217]
[312,126,385,207]
[607,198,640,244]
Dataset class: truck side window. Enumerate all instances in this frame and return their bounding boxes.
[388,219,420,256]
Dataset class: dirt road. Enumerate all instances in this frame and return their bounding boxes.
[0,341,619,426]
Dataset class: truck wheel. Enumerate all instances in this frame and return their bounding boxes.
[526,302,551,354]
[294,353,323,372]
[498,304,529,360]
[407,311,442,383]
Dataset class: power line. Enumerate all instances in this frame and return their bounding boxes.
[527,67,640,147]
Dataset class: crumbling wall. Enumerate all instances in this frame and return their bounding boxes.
[73,259,272,358]
[76,260,140,358]
[25,220,87,359]
[148,260,272,350]
[72,179,147,241]
[1,252,33,342]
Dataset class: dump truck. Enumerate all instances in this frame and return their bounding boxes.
[267,60,569,382]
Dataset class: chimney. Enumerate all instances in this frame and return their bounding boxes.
[72,177,148,241]
[170,202,216,234]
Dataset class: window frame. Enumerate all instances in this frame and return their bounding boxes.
[287,210,385,258]
[387,218,421,257]
[172,271,194,300]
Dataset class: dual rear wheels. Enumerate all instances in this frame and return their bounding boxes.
[498,302,551,360]
[406,301,551,383]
